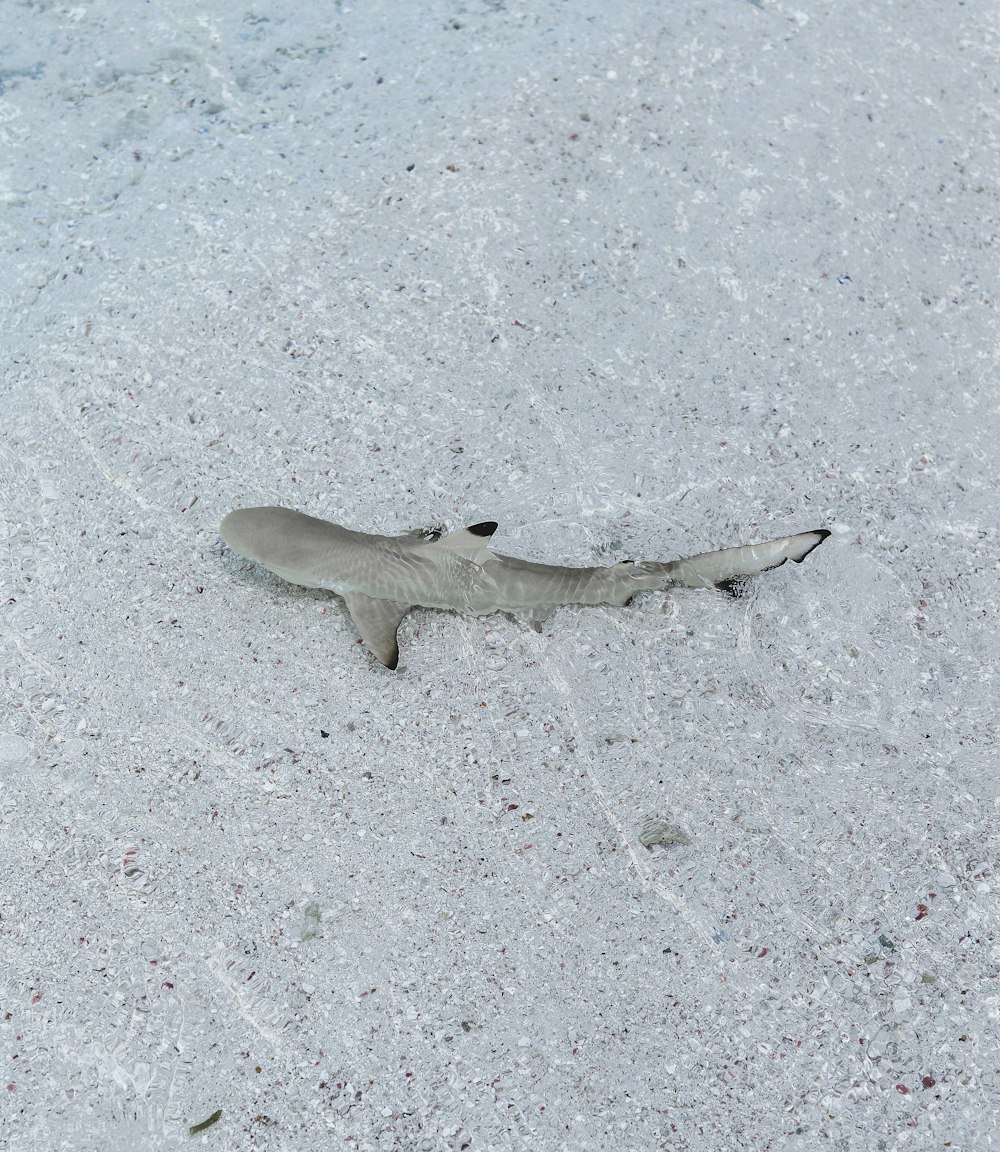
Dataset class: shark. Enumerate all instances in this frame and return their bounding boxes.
[220,506,830,670]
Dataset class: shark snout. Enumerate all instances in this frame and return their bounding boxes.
[220,506,315,564]
[220,508,263,560]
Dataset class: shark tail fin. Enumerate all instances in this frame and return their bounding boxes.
[664,529,831,594]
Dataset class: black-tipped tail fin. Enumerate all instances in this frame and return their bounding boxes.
[665,529,831,591]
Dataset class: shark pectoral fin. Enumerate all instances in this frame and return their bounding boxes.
[343,593,410,670]
[432,521,499,565]
[665,529,831,592]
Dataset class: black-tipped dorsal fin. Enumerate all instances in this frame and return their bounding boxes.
[431,521,498,564]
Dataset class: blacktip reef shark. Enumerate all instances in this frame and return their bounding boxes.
[221,509,829,672]
[220,507,830,670]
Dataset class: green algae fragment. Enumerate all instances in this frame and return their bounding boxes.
[189,1109,222,1135]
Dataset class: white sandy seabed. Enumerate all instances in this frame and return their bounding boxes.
[1,1,997,1149]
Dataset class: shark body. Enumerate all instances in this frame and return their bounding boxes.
[220,506,830,670]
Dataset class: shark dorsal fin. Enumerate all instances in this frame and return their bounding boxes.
[432,521,498,564]
[343,593,410,669]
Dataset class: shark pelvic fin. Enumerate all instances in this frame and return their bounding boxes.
[431,521,499,565]
[343,593,410,669]
[512,606,554,633]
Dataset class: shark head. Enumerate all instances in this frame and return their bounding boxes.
[220,506,359,589]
